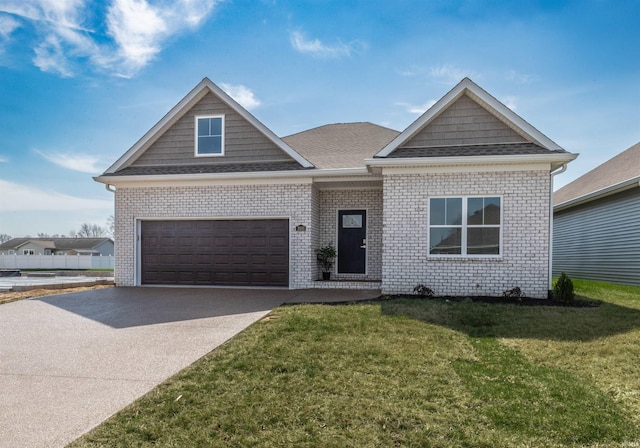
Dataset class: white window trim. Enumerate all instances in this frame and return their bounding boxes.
[428,195,503,258]
[195,114,225,157]
[23,249,35,255]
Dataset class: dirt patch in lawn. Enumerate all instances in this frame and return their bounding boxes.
[0,285,114,304]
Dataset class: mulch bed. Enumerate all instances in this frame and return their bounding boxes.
[389,295,601,307]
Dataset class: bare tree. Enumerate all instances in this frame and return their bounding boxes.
[37,233,62,238]
[0,234,11,243]
[106,215,115,239]
[75,223,107,238]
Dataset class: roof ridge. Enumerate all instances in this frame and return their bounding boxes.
[283,122,399,138]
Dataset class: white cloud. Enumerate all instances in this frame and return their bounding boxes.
[34,149,104,173]
[0,0,219,78]
[0,155,8,162]
[430,64,479,83]
[33,34,74,77]
[105,0,219,77]
[506,70,537,85]
[220,83,261,110]
[395,100,437,115]
[290,30,363,59]
[0,14,20,38]
[502,95,518,111]
[0,179,112,211]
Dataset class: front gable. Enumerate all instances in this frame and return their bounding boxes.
[376,78,567,161]
[400,93,527,148]
[104,78,312,176]
[131,92,298,167]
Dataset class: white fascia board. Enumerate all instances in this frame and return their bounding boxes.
[554,176,640,212]
[201,79,314,168]
[104,78,313,174]
[94,167,375,188]
[375,78,565,158]
[105,79,210,174]
[375,81,468,157]
[464,85,563,151]
[366,152,577,169]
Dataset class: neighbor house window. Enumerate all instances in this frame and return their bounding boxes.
[23,249,35,255]
[429,196,501,256]
[195,115,224,156]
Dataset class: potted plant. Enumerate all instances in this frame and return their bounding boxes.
[315,244,337,280]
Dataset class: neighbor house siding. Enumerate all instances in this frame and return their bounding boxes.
[401,94,527,148]
[131,92,294,166]
[114,183,315,288]
[318,188,383,281]
[553,187,640,286]
[382,169,550,298]
[93,240,115,256]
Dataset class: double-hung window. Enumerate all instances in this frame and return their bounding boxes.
[195,115,224,156]
[429,196,501,256]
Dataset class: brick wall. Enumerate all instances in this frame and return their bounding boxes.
[114,183,315,288]
[382,170,551,298]
[318,189,383,280]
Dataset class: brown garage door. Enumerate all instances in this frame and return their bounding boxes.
[141,220,289,287]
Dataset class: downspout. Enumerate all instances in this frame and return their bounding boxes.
[548,163,567,298]
[105,184,116,193]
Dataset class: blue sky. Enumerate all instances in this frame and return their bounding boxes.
[0,0,638,237]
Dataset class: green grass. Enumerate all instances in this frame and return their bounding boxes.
[69,280,640,447]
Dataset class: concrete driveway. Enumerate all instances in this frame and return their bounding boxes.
[0,286,380,448]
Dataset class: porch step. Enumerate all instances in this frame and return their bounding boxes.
[313,279,382,290]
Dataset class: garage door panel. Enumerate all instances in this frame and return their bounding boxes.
[141,219,289,287]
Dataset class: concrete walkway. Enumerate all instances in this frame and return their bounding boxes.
[0,287,380,448]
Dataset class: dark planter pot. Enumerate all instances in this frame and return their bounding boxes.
[322,272,331,280]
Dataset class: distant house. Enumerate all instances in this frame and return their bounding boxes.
[553,142,640,286]
[0,238,114,257]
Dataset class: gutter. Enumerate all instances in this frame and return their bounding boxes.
[93,167,376,186]
[365,152,577,169]
[548,163,568,296]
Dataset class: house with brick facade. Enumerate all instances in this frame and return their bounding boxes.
[95,77,576,298]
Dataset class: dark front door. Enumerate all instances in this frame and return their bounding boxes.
[338,210,366,274]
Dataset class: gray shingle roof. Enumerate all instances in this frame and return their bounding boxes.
[554,141,640,205]
[385,142,561,158]
[283,122,400,169]
[0,238,112,251]
[103,161,309,176]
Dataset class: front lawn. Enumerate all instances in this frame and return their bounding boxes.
[69,280,640,447]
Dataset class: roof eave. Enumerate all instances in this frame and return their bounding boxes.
[366,152,577,169]
[94,167,374,186]
[554,176,640,212]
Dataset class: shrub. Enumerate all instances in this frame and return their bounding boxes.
[554,272,575,302]
[413,284,435,298]
[502,287,524,300]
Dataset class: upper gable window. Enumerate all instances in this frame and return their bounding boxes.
[195,115,224,156]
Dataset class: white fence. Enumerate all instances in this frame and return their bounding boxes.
[0,254,114,270]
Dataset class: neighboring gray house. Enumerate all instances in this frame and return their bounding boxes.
[0,238,114,256]
[94,77,576,298]
[554,141,640,286]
